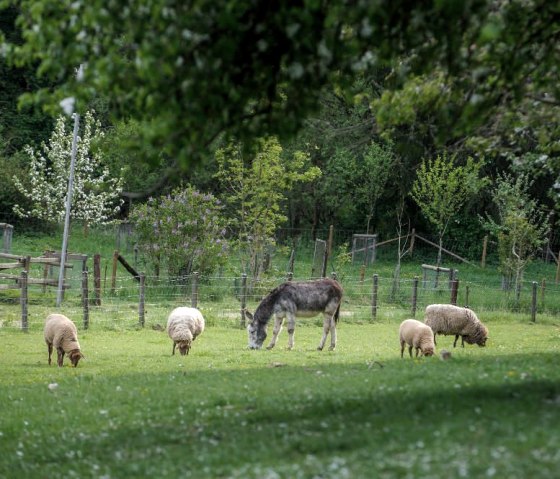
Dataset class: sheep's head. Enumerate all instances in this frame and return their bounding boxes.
[245,311,266,350]
[422,348,434,357]
[69,350,85,367]
[177,340,192,356]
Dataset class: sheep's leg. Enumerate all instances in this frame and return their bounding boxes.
[57,347,65,367]
[266,316,284,350]
[461,336,466,348]
[433,332,437,346]
[453,335,459,348]
[172,342,176,355]
[408,345,413,358]
[400,340,405,358]
[286,314,296,350]
[47,342,53,365]
[415,347,420,357]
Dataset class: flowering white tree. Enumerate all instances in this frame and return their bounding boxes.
[13,111,123,233]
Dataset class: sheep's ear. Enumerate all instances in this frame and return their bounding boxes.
[79,352,86,359]
[245,311,253,321]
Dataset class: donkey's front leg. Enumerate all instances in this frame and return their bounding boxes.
[266,316,284,350]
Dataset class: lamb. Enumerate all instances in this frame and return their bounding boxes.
[167,307,205,356]
[44,313,84,367]
[424,304,488,347]
[399,319,435,358]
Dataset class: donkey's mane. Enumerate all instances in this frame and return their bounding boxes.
[254,284,286,325]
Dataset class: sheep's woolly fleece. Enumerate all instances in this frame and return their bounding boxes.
[424,304,488,346]
[44,313,83,366]
[167,307,205,355]
[399,318,435,357]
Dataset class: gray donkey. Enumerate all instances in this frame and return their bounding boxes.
[246,278,343,351]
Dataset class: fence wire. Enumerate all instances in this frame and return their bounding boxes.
[1,268,559,332]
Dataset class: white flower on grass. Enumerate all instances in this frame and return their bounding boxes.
[48,383,59,391]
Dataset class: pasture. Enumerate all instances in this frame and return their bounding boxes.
[1,313,560,478]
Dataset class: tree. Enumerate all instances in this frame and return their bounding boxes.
[12,110,123,233]
[482,174,549,299]
[215,137,320,279]
[411,154,487,265]
[130,186,229,278]
[5,1,559,168]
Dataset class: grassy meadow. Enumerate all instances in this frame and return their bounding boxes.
[2,227,560,477]
[1,316,560,478]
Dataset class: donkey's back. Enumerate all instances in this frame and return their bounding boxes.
[273,278,342,317]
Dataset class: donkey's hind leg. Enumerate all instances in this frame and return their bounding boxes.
[286,313,296,350]
[318,313,336,351]
[266,316,284,350]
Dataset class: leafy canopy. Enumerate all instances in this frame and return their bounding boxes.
[2,0,504,165]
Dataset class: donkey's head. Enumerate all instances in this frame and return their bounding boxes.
[245,311,267,349]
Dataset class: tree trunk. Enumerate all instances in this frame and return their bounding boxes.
[437,235,443,267]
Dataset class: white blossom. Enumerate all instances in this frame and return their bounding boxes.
[13,111,124,228]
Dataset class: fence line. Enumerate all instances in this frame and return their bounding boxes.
[1,270,557,331]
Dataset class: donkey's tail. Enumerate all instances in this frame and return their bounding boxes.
[334,302,341,324]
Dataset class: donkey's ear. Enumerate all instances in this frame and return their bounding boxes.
[245,311,253,321]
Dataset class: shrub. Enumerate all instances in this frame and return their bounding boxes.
[130,186,229,278]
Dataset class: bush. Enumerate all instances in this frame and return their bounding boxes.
[130,186,229,278]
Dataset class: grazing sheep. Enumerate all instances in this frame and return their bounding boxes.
[44,313,84,367]
[399,319,435,358]
[167,307,205,356]
[424,304,488,347]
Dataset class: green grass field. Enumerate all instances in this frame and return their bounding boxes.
[1,315,560,478]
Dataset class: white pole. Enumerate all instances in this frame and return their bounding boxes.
[56,113,80,307]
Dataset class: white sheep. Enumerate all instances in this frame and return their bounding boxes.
[167,307,205,356]
[424,304,488,348]
[399,319,435,358]
[44,313,84,367]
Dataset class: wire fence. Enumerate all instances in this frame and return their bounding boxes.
[1,267,559,332]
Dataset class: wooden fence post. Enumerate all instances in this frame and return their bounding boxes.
[541,278,546,310]
[531,281,538,323]
[82,269,89,330]
[94,254,101,306]
[321,242,328,278]
[139,273,145,327]
[409,228,416,257]
[288,249,295,274]
[286,271,293,282]
[327,224,334,256]
[111,250,118,293]
[360,264,366,283]
[370,234,377,264]
[240,273,248,328]
[450,279,459,305]
[556,250,560,284]
[372,274,378,320]
[481,235,488,268]
[411,276,419,318]
[20,270,28,332]
[448,268,455,289]
[191,272,199,308]
[465,285,470,309]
